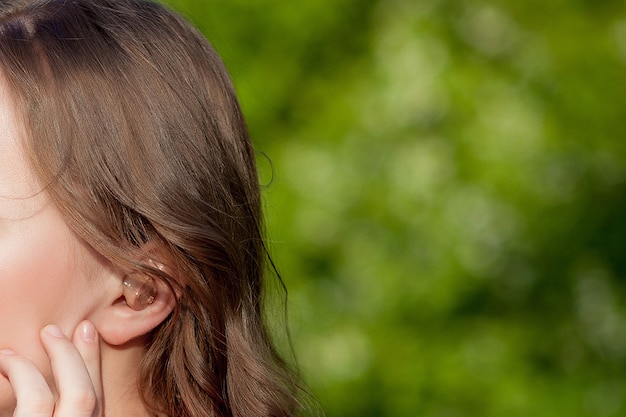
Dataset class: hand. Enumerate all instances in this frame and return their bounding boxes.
[0,321,102,417]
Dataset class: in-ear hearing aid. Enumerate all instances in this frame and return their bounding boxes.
[123,273,156,310]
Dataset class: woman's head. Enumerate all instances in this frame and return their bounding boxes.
[0,0,298,416]
[0,67,119,416]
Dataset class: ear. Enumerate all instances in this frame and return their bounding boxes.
[89,256,179,346]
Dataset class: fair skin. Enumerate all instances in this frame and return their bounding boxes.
[0,76,175,416]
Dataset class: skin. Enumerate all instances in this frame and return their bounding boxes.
[0,75,127,416]
[0,324,102,417]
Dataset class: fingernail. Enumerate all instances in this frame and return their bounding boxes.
[0,350,15,355]
[44,325,65,338]
[80,321,96,343]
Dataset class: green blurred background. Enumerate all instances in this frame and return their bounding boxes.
[165,0,626,415]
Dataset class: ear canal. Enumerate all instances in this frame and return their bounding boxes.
[123,273,157,310]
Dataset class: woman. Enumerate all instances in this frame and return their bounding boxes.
[0,0,302,416]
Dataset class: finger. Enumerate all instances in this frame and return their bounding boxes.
[71,321,103,410]
[0,350,55,417]
[40,324,98,417]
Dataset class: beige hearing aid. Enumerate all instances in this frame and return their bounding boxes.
[122,274,156,310]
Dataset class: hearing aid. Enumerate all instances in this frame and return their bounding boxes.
[122,274,156,310]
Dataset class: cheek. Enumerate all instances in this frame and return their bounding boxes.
[0,238,70,348]
[0,204,104,409]
[0,215,81,402]
[0,210,91,354]
[0,233,73,298]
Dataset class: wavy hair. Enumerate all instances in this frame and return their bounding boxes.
[0,0,303,416]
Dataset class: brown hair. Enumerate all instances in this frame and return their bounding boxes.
[0,0,303,416]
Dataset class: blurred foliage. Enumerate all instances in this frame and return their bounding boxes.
[164,0,626,415]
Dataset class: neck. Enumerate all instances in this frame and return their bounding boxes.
[100,338,152,417]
